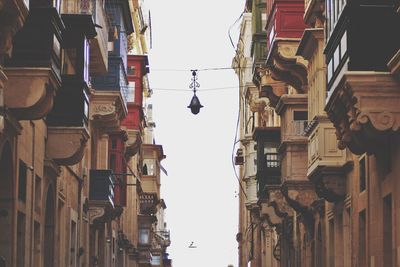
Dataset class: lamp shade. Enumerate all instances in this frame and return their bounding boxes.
[187,94,204,115]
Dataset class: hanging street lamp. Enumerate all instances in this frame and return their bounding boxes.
[187,70,203,115]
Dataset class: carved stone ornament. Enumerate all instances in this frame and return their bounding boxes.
[88,206,106,225]
[90,91,127,133]
[260,201,283,227]
[308,163,352,203]
[325,72,400,155]
[259,69,288,108]
[267,185,293,218]
[266,39,308,93]
[280,181,318,228]
[125,129,142,158]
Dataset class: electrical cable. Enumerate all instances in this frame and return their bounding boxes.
[151,66,253,72]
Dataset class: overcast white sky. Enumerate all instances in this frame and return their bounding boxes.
[145,0,244,266]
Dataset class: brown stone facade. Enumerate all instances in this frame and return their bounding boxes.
[235,0,400,266]
[0,1,171,267]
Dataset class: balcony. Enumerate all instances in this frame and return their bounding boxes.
[3,7,64,120]
[264,0,308,92]
[88,169,122,224]
[253,127,281,199]
[140,193,158,215]
[324,1,400,94]
[91,57,129,109]
[388,49,400,78]
[90,89,128,133]
[67,0,109,74]
[325,72,400,155]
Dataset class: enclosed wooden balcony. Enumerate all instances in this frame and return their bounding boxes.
[324,0,400,94]
[4,7,64,120]
[296,28,351,202]
[253,127,281,199]
[264,0,308,93]
[88,169,122,224]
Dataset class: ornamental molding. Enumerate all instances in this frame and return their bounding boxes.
[92,104,116,114]
[90,91,127,133]
[266,39,309,93]
[325,72,400,155]
[281,181,317,215]
[259,69,288,108]
[267,185,293,218]
[88,206,106,225]
[308,163,353,203]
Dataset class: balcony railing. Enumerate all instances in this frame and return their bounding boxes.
[140,193,158,215]
[284,120,308,139]
[89,169,115,207]
[155,230,171,247]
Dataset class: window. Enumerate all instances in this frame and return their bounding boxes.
[127,81,135,103]
[17,212,26,267]
[329,218,335,267]
[139,228,150,244]
[359,210,366,267]
[142,159,156,176]
[359,156,366,192]
[293,111,308,135]
[83,91,89,125]
[83,38,90,84]
[108,134,127,206]
[383,194,392,267]
[35,175,42,213]
[127,66,136,76]
[18,160,27,202]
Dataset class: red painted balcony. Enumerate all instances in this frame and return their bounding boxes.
[264,0,309,93]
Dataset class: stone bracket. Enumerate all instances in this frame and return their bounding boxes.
[259,68,288,108]
[260,201,283,227]
[308,163,352,203]
[88,200,122,225]
[267,39,308,93]
[125,129,142,158]
[281,181,317,215]
[4,67,60,120]
[326,72,400,155]
[267,185,293,218]
[46,126,90,166]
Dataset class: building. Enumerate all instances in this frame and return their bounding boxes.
[0,0,171,266]
[234,0,400,266]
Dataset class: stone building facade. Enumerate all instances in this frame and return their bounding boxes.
[234,0,400,266]
[0,0,172,266]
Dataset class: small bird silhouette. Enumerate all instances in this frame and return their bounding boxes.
[188,241,197,248]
